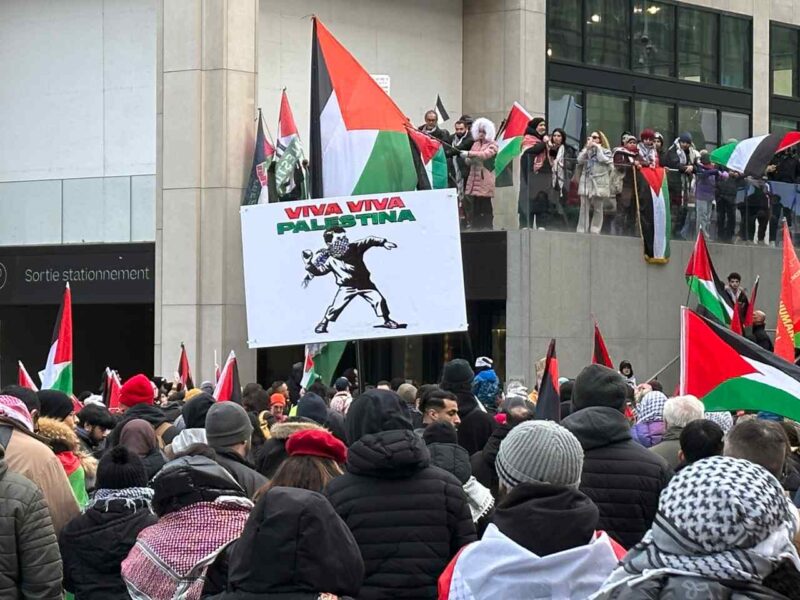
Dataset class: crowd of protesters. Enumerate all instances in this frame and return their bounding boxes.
[421,110,799,245]
[2,352,800,599]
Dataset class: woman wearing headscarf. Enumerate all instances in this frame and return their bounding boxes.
[612,134,640,236]
[576,130,613,234]
[518,117,551,229]
[549,127,578,230]
[593,455,800,599]
[462,117,499,230]
[630,391,667,449]
[119,418,166,480]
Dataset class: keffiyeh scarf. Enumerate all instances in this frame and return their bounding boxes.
[705,411,734,433]
[598,456,800,595]
[634,391,667,424]
[88,487,154,511]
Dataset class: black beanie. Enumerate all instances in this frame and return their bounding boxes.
[572,365,628,412]
[182,392,215,429]
[440,359,474,389]
[37,390,74,420]
[97,446,148,489]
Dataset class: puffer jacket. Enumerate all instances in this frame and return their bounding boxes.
[451,390,496,457]
[59,492,158,599]
[0,448,63,600]
[464,139,499,198]
[562,406,671,549]
[577,145,613,198]
[630,420,666,448]
[325,429,476,600]
[210,447,268,499]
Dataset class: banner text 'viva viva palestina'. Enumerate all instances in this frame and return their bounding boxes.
[276,196,416,235]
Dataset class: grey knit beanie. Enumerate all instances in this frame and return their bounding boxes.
[496,420,584,489]
[205,402,253,448]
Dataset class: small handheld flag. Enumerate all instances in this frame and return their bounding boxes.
[214,351,241,403]
[242,110,276,205]
[534,339,560,421]
[39,283,73,395]
[743,275,760,328]
[177,343,194,390]
[592,320,614,368]
[17,361,38,392]
[685,230,734,325]
[435,95,450,123]
[102,368,122,413]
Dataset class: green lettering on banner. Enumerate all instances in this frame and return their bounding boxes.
[340,215,356,228]
[378,211,397,224]
[277,222,294,235]
[294,220,311,233]
[398,209,416,223]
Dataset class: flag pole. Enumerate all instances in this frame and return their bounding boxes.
[355,339,365,395]
[644,354,680,385]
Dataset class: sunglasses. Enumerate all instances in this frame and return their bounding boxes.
[591,135,600,140]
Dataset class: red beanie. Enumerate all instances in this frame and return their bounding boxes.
[270,393,286,407]
[120,374,155,408]
[286,429,347,464]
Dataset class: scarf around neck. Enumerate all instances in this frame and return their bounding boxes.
[88,486,155,512]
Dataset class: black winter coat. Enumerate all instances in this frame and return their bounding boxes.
[453,390,496,457]
[325,429,476,600]
[211,447,268,499]
[469,423,511,497]
[107,404,177,448]
[562,406,671,549]
[59,497,157,599]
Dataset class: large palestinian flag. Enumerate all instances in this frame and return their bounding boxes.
[710,132,800,177]
[408,128,448,190]
[310,18,416,198]
[39,283,73,395]
[681,307,800,421]
[636,166,671,263]
[685,230,734,325]
[301,341,348,388]
[534,339,560,422]
[494,102,532,178]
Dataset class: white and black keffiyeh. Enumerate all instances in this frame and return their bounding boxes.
[88,487,154,512]
[634,391,667,424]
[598,456,799,595]
[705,411,735,433]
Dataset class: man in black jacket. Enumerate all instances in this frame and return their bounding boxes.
[440,359,496,456]
[205,402,267,499]
[748,310,774,351]
[325,389,476,600]
[562,365,671,549]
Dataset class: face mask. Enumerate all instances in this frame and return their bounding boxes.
[328,236,349,257]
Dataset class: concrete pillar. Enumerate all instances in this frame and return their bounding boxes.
[155,0,257,384]
[751,4,770,134]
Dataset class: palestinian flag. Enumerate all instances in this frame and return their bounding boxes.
[214,350,221,385]
[213,351,241,403]
[274,89,307,198]
[592,320,613,368]
[310,18,416,198]
[685,230,734,325]
[242,110,276,205]
[301,341,348,388]
[743,275,760,328]
[17,361,38,392]
[681,306,800,421]
[636,166,671,264]
[102,368,122,413]
[534,339,560,422]
[408,128,448,189]
[776,222,800,361]
[493,102,532,178]
[710,132,800,177]
[435,95,450,123]
[39,283,73,395]
[177,342,194,390]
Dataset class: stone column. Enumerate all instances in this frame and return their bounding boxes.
[751,3,770,135]
[155,0,257,384]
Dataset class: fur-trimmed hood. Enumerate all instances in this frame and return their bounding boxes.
[269,419,323,441]
[37,417,97,478]
[471,117,497,142]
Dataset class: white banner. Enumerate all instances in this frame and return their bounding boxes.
[241,189,467,348]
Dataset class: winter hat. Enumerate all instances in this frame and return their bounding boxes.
[296,393,329,426]
[472,369,500,409]
[496,420,584,489]
[334,377,350,392]
[184,388,203,402]
[397,383,417,407]
[120,419,159,458]
[205,402,253,447]
[97,445,148,489]
[422,421,458,445]
[572,364,628,412]
[0,395,34,432]
[83,394,104,407]
[286,429,347,464]
[270,393,286,407]
[120,374,155,408]
[679,131,693,144]
[526,117,545,136]
[182,392,215,429]
[199,381,215,394]
[475,356,493,370]
[37,390,74,420]
[441,359,474,389]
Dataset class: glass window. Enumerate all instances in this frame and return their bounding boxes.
[548,85,584,148]
[678,9,718,84]
[586,92,631,148]
[771,25,797,97]
[585,0,630,69]
[720,16,751,89]
[632,2,675,77]
[720,111,749,145]
[771,116,798,136]
[548,0,582,61]
[678,105,717,150]
[635,98,675,140]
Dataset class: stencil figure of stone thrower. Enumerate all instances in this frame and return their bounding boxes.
[301,227,406,334]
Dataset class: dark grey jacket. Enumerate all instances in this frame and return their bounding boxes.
[211,447,268,499]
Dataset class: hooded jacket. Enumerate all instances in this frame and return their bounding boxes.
[206,487,364,600]
[449,388,496,457]
[469,423,511,498]
[562,406,671,548]
[108,403,177,449]
[255,420,323,478]
[0,447,63,600]
[37,416,97,509]
[326,390,477,600]
[439,483,620,600]
[59,491,158,599]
